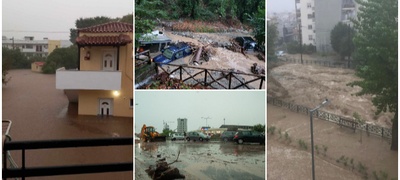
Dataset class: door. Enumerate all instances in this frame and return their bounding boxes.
[99,99,112,116]
[102,51,116,71]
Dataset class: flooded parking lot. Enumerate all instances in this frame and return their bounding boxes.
[135,141,265,180]
[2,70,133,180]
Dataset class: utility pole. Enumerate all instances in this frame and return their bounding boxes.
[223,118,225,125]
[11,37,15,50]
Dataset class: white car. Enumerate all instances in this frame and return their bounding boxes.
[276,51,286,57]
[171,133,185,141]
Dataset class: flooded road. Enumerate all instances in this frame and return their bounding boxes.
[2,70,133,179]
[135,141,265,180]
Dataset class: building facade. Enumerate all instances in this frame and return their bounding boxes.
[296,0,358,53]
[56,22,133,117]
[2,36,72,59]
[177,118,188,133]
[296,0,316,46]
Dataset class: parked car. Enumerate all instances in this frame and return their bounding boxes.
[220,131,236,142]
[233,130,265,145]
[235,37,257,51]
[152,42,192,64]
[171,133,185,141]
[186,131,210,142]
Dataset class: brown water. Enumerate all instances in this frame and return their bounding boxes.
[2,69,133,180]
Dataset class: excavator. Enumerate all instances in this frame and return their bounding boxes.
[140,124,166,142]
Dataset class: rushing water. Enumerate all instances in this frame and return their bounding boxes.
[2,69,133,180]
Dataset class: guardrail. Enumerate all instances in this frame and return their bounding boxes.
[156,64,265,89]
[267,96,392,140]
[3,137,133,180]
[280,57,355,69]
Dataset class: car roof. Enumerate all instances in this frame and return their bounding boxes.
[167,42,189,51]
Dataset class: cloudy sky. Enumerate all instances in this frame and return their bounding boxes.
[2,0,132,40]
[268,0,295,13]
[134,91,266,133]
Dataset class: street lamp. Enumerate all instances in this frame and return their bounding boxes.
[309,99,329,180]
[201,117,211,127]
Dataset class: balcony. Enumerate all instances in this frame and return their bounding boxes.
[56,69,121,90]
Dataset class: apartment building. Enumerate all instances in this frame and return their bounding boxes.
[56,22,133,117]
[296,0,358,53]
[177,118,188,133]
[2,36,72,58]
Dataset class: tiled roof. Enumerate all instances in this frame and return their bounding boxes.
[78,22,133,33]
[76,34,132,46]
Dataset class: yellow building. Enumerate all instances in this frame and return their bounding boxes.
[48,40,61,54]
[56,22,133,117]
[31,62,45,72]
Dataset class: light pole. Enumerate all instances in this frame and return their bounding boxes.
[201,117,211,127]
[309,99,329,180]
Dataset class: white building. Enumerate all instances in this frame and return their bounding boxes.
[296,0,358,53]
[177,118,188,133]
[2,36,49,58]
[2,36,72,59]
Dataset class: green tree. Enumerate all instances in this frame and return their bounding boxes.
[120,13,133,24]
[253,124,265,133]
[330,22,355,59]
[69,16,112,44]
[42,46,78,74]
[350,0,397,150]
[2,48,13,84]
[267,21,278,59]
[2,47,30,69]
[246,0,265,47]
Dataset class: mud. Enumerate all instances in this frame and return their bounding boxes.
[2,69,133,180]
[267,104,397,180]
[135,141,265,180]
[267,62,394,128]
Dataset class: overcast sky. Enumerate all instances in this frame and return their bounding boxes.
[134,91,266,133]
[267,0,295,13]
[2,0,132,40]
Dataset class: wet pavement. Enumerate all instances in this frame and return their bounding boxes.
[135,141,265,180]
[2,70,133,180]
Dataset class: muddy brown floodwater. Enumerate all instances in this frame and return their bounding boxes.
[2,69,133,180]
[135,141,265,180]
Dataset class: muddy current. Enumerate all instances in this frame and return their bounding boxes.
[2,70,133,180]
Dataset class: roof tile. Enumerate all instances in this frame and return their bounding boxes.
[76,34,132,46]
[78,22,133,33]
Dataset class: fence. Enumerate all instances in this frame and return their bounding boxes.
[156,64,265,89]
[267,96,392,140]
[280,57,355,69]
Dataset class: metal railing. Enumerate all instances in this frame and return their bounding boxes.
[156,64,265,89]
[280,57,355,69]
[267,96,392,140]
[3,137,133,180]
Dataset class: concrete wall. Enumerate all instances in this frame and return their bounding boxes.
[315,0,342,53]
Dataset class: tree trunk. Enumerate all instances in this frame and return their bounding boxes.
[391,110,398,151]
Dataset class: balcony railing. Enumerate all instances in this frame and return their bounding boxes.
[3,137,133,179]
[56,69,121,90]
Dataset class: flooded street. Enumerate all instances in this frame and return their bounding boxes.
[2,69,133,180]
[135,141,265,180]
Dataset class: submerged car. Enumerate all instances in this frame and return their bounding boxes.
[235,36,257,51]
[186,131,210,142]
[171,133,185,141]
[152,42,192,64]
[220,131,236,142]
[233,130,265,145]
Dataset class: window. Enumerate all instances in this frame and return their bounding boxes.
[308,14,313,19]
[309,35,313,40]
[308,25,312,29]
[307,3,311,8]
[36,45,42,52]
[130,98,133,108]
[26,45,33,49]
